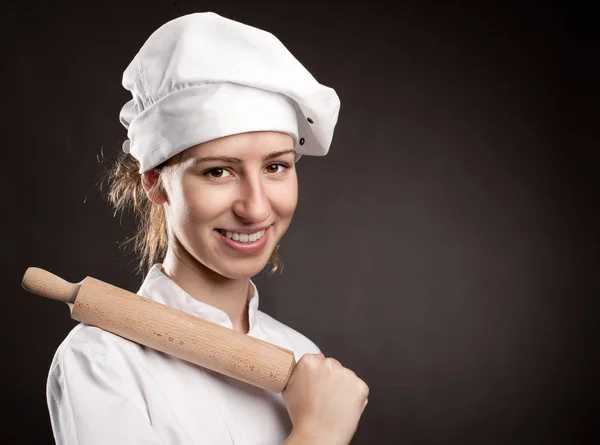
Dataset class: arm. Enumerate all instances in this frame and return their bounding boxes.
[284,426,348,445]
[283,428,320,445]
[47,343,166,445]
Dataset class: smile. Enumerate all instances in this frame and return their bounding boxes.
[214,226,271,254]
[216,228,266,243]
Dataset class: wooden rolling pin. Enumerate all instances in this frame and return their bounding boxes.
[21,267,296,393]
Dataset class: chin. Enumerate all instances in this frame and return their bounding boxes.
[213,258,271,280]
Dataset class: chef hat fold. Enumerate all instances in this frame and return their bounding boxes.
[119,12,341,174]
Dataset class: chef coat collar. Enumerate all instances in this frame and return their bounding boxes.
[137,263,260,334]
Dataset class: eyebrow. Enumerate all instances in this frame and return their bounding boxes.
[189,149,296,166]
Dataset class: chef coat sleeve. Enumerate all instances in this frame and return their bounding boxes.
[47,343,167,445]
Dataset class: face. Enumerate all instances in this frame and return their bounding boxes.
[146,131,298,279]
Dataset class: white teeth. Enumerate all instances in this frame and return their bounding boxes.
[220,229,266,243]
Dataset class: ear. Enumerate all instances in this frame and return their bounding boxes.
[141,170,167,205]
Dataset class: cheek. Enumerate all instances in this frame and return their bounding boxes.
[270,176,298,216]
[171,178,229,226]
[171,174,298,226]
[184,190,230,223]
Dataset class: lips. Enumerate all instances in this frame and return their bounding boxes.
[214,226,270,254]
[216,228,266,242]
[216,225,271,234]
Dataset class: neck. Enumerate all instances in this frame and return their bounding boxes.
[160,246,251,335]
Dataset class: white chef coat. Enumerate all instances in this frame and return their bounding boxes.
[46,263,321,445]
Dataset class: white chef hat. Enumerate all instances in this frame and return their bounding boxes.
[119,12,341,174]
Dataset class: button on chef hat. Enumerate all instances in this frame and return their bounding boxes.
[119,12,341,174]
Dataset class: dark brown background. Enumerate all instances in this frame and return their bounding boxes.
[3,1,598,444]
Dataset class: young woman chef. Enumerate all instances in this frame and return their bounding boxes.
[47,12,368,445]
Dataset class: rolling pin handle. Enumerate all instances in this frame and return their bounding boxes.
[21,267,80,304]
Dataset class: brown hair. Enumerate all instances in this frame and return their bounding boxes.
[97,148,283,277]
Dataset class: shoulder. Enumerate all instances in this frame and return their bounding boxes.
[46,324,157,438]
[256,311,321,361]
[48,322,143,376]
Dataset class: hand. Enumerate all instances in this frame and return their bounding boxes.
[282,352,369,445]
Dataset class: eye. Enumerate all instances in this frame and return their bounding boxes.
[202,163,289,179]
[265,163,289,174]
[204,168,232,179]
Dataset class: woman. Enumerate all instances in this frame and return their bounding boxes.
[47,12,368,445]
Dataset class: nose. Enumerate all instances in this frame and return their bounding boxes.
[232,175,271,223]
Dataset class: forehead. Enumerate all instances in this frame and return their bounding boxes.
[182,131,295,161]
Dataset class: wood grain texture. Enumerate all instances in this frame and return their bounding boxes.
[21,267,79,304]
[71,276,296,392]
